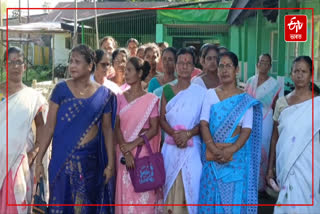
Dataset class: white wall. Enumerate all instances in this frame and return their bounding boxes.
[51,33,70,67]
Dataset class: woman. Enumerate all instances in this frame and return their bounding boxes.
[160,47,206,214]
[111,48,130,91]
[115,57,162,214]
[148,47,177,94]
[156,42,169,73]
[136,46,146,60]
[190,43,209,79]
[199,52,262,214]
[0,47,48,213]
[245,54,281,191]
[100,36,118,55]
[126,38,139,57]
[143,43,161,87]
[91,49,122,94]
[187,46,202,78]
[35,45,116,213]
[192,45,220,89]
[266,56,320,213]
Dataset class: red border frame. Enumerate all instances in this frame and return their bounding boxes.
[5,7,315,208]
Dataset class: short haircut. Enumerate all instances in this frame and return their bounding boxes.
[292,56,312,74]
[70,44,96,73]
[112,48,128,65]
[176,47,196,65]
[99,36,118,49]
[162,47,177,62]
[202,45,219,59]
[258,53,272,64]
[3,46,24,62]
[126,38,139,47]
[218,51,239,67]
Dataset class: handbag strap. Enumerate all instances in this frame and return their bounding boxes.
[35,178,45,198]
[135,135,153,159]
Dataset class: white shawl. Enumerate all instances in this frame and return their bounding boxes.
[0,87,47,211]
[275,97,320,213]
[162,83,206,214]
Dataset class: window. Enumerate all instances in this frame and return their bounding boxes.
[65,37,71,49]
[270,31,278,75]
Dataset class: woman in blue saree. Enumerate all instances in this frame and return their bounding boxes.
[199,52,262,214]
[35,45,116,214]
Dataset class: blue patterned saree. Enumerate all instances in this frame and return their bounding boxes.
[198,93,262,214]
[48,82,116,214]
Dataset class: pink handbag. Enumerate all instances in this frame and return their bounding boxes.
[165,125,194,146]
[129,135,165,193]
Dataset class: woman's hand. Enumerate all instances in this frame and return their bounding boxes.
[266,169,275,187]
[34,163,45,184]
[220,145,236,164]
[207,143,224,161]
[120,136,145,154]
[124,152,135,169]
[103,165,114,184]
[173,130,189,148]
[27,147,39,167]
[120,143,135,154]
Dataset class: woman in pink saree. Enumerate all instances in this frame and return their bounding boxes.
[115,57,162,214]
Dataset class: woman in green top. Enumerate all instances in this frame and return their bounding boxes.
[160,47,206,214]
[148,47,177,94]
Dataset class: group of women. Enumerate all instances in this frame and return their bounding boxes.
[0,35,319,214]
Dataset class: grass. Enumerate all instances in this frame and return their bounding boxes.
[0,65,53,86]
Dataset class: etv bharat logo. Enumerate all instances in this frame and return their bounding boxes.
[285,15,307,42]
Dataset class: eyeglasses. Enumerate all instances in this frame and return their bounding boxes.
[218,64,233,70]
[177,62,193,67]
[7,60,24,66]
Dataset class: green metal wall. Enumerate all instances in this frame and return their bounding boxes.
[229,0,320,85]
[156,3,232,49]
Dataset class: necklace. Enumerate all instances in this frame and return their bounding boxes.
[78,85,90,95]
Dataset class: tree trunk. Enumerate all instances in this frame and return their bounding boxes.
[72,0,78,47]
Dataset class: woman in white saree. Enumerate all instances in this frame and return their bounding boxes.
[160,47,206,214]
[0,47,48,214]
[245,54,281,191]
[266,56,320,214]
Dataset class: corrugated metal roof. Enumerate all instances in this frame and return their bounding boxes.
[227,0,278,25]
[0,22,70,34]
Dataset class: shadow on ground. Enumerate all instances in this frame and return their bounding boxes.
[258,191,278,214]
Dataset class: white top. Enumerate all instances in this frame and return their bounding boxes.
[191,76,207,89]
[90,74,122,95]
[200,89,253,128]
